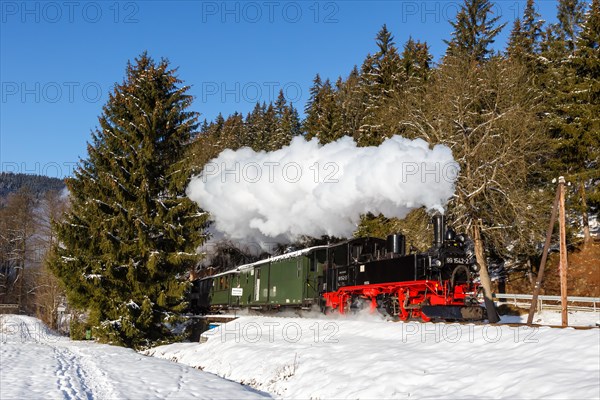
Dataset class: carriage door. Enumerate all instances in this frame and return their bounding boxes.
[254,267,261,302]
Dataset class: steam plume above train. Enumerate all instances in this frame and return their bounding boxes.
[187,135,459,246]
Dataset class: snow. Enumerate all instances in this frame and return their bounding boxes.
[2,312,598,399]
[501,309,600,327]
[147,313,600,399]
[236,245,328,272]
[0,315,268,399]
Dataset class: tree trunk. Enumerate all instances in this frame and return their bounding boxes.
[559,177,569,327]
[527,186,560,324]
[472,221,499,323]
[580,182,591,247]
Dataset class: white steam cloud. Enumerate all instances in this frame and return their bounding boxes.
[187,135,459,246]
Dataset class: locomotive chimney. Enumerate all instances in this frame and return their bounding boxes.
[386,234,405,257]
[432,213,445,248]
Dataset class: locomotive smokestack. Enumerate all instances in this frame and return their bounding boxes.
[433,213,445,248]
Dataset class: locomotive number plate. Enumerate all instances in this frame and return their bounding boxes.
[446,257,468,264]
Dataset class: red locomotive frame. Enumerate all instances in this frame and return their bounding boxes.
[323,279,480,321]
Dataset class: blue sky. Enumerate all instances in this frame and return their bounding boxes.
[1,1,562,178]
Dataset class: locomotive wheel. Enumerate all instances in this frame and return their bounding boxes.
[383,296,399,318]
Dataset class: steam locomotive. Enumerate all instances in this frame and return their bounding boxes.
[190,215,485,321]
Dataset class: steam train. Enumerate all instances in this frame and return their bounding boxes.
[190,215,486,321]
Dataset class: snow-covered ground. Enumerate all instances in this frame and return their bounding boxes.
[501,309,600,327]
[147,311,600,399]
[0,315,268,399]
[2,312,598,399]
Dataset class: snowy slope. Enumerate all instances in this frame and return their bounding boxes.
[148,313,600,399]
[0,315,269,399]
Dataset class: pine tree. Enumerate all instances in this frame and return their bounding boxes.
[546,0,600,244]
[556,0,588,53]
[445,0,506,62]
[263,104,278,151]
[508,18,527,60]
[244,102,267,150]
[338,66,366,139]
[401,37,433,83]
[522,0,544,55]
[273,90,302,148]
[304,74,324,139]
[304,79,343,144]
[219,112,245,150]
[48,53,209,349]
[358,25,404,146]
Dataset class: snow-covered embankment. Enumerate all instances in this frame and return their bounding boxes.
[147,314,600,399]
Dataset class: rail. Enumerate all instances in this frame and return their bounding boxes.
[492,293,600,312]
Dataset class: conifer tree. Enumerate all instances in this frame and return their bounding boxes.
[263,104,278,151]
[219,112,245,149]
[401,38,433,83]
[48,53,209,349]
[274,90,302,147]
[546,0,600,244]
[338,66,366,139]
[556,0,588,53]
[508,18,527,60]
[358,25,404,146]
[522,0,544,55]
[245,102,267,150]
[304,79,343,144]
[304,74,324,139]
[445,0,506,62]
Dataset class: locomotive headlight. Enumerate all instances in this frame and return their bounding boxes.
[433,259,442,267]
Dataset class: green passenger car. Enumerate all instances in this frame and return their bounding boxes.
[198,245,330,312]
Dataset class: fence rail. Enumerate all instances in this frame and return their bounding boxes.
[493,294,600,312]
[0,304,20,314]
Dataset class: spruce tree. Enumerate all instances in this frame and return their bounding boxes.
[304,74,324,139]
[263,104,278,151]
[304,79,343,144]
[358,25,404,146]
[445,0,506,62]
[546,0,600,244]
[401,37,433,83]
[338,66,366,139]
[522,0,543,55]
[245,102,267,150]
[219,112,245,150]
[274,90,302,147]
[48,53,208,349]
[508,18,527,60]
[556,0,588,54]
